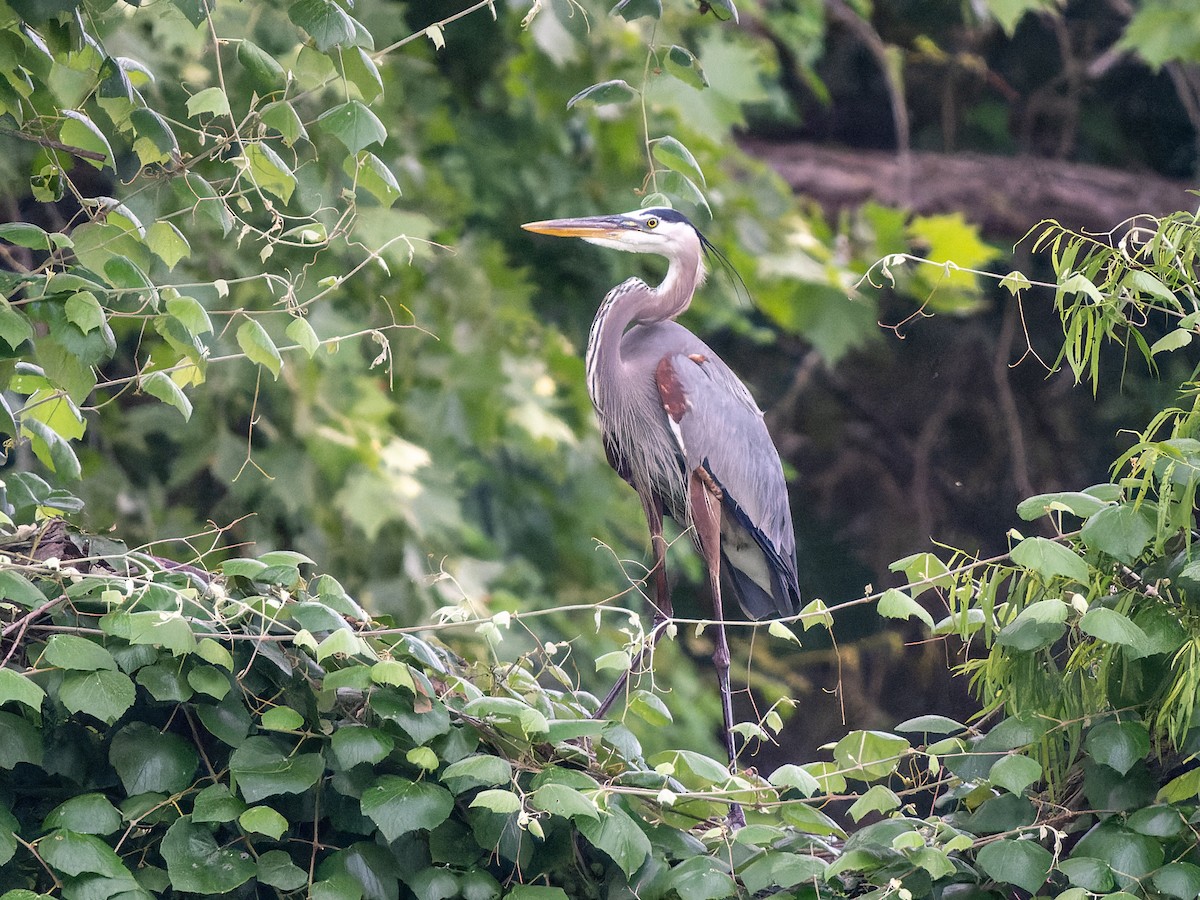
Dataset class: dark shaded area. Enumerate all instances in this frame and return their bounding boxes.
[725,2,1200,764]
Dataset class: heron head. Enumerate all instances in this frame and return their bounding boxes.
[522,207,703,260]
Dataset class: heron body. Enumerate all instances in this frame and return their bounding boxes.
[588,286,801,621]
[522,207,800,827]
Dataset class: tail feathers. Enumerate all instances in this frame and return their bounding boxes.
[721,550,801,620]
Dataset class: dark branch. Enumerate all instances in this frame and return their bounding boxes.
[741,138,1197,239]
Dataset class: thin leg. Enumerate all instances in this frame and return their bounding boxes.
[594,494,673,718]
[688,469,745,829]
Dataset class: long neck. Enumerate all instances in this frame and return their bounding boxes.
[585,248,703,405]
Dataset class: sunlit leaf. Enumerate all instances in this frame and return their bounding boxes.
[317,99,386,154]
[237,319,283,378]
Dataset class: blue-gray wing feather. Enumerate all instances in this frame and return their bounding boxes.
[657,351,801,618]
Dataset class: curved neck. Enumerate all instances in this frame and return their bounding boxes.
[585,249,704,403]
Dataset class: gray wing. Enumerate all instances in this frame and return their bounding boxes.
[655,351,801,619]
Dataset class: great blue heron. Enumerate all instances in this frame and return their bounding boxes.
[522,207,801,826]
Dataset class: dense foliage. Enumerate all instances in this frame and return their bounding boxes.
[3,0,1200,897]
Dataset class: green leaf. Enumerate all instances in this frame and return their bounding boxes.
[652,135,706,186]
[370,659,414,689]
[316,627,373,661]
[989,753,1042,795]
[1073,822,1163,891]
[239,805,288,839]
[59,109,114,170]
[999,269,1032,294]
[237,39,285,93]
[739,852,826,894]
[628,689,672,726]
[160,817,256,893]
[360,775,454,841]
[440,754,512,793]
[0,804,16,867]
[832,730,909,780]
[22,417,82,479]
[894,715,965,734]
[1151,328,1192,355]
[43,638,115,672]
[665,856,736,900]
[237,318,283,378]
[0,668,45,712]
[847,784,901,822]
[594,650,630,672]
[110,722,198,795]
[1060,271,1105,303]
[0,711,41,769]
[126,610,197,654]
[506,888,569,900]
[260,706,305,732]
[460,696,548,736]
[241,142,297,203]
[1010,536,1089,582]
[43,794,122,836]
[1058,857,1114,892]
[0,570,47,607]
[767,763,821,797]
[1080,504,1155,563]
[138,372,192,423]
[317,99,386,154]
[567,79,637,108]
[180,172,233,235]
[187,663,230,699]
[0,300,32,349]
[289,0,356,51]
[1017,490,1111,520]
[228,736,324,802]
[285,315,321,357]
[530,783,600,820]
[877,588,934,628]
[39,829,128,878]
[996,598,1069,651]
[185,86,229,118]
[58,669,135,724]
[889,551,954,591]
[798,598,834,630]
[470,788,522,814]
[1084,720,1150,775]
[576,805,651,879]
[0,222,51,250]
[191,784,247,823]
[1154,862,1200,900]
[976,838,1051,893]
[664,44,708,89]
[987,0,1056,35]
[347,151,401,206]
[258,849,309,890]
[1078,607,1150,650]
[129,107,178,167]
[342,45,383,101]
[195,692,252,747]
[145,221,190,269]
[261,99,308,147]
[1126,804,1184,837]
[407,746,439,771]
[64,291,104,334]
[612,0,662,21]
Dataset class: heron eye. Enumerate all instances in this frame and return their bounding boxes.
[646,218,659,229]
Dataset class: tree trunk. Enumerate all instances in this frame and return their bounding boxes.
[741,138,1198,238]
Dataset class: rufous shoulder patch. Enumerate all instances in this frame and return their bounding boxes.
[655,356,688,423]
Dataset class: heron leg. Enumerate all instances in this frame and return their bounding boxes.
[594,494,672,719]
[688,468,746,830]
